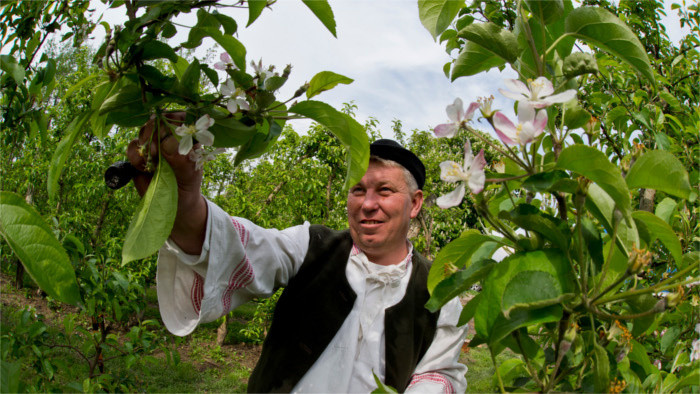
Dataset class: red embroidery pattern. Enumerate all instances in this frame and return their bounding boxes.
[222,257,255,312]
[190,273,204,314]
[231,217,249,247]
[407,373,454,394]
[351,244,360,256]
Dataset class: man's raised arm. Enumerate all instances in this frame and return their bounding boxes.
[126,113,207,255]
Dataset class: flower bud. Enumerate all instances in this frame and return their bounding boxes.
[665,286,685,308]
[293,83,309,99]
[282,64,292,79]
[627,246,652,275]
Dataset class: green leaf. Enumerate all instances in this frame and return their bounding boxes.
[451,41,506,80]
[139,40,178,63]
[99,83,148,116]
[564,7,654,86]
[522,170,570,192]
[289,100,369,190]
[371,372,398,393]
[501,270,572,317]
[62,73,100,102]
[418,0,465,40]
[654,197,677,224]
[175,59,201,99]
[525,0,564,24]
[234,118,283,166]
[632,211,682,265]
[592,339,610,392]
[425,259,495,312]
[563,99,591,130]
[428,229,498,292]
[474,249,572,345]
[0,54,25,83]
[625,150,692,200]
[585,183,639,257]
[195,27,247,70]
[458,293,481,326]
[499,204,570,250]
[457,23,520,63]
[658,91,681,111]
[247,0,267,26]
[213,11,237,35]
[301,0,337,37]
[48,112,92,201]
[122,160,178,265]
[0,192,82,306]
[1,360,21,393]
[557,144,632,222]
[580,216,604,272]
[306,71,354,99]
[202,109,258,148]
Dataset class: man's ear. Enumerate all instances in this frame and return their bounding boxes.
[410,190,423,219]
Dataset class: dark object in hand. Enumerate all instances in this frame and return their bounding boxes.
[105,161,138,190]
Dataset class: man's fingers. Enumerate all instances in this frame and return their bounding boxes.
[127,139,147,172]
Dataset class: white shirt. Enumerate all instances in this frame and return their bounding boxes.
[157,200,468,393]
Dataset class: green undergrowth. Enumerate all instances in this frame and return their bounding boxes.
[2,279,504,392]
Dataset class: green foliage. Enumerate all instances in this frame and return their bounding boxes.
[418,0,700,391]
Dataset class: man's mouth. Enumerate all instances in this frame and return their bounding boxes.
[361,220,383,225]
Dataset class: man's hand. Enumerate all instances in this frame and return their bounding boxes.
[126,112,208,255]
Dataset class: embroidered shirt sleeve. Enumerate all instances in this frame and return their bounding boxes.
[156,199,309,336]
[405,297,469,393]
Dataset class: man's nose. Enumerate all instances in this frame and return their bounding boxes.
[361,190,379,211]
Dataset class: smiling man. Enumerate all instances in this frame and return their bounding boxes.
[129,119,468,393]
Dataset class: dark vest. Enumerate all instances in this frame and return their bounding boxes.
[247,225,439,393]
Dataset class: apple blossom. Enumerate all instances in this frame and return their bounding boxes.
[477,95,496,118]
[214,52,234,70]
[499,76,577,108]
[221,79,250,114]
[492,102,548,146]
[434,98,480,138]
[189,147,227,170]
[174,115,215,155]
[436,141,487,209]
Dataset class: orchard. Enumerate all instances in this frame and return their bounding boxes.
[1,0,698,392]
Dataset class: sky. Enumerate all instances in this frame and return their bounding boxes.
[94,0,690,140]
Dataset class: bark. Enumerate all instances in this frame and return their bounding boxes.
[216,315,228,346]
[639,188,656,212]
[325,172,335,221]
[92,191,113,248]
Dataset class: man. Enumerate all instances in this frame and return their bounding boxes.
[128,115,468,393]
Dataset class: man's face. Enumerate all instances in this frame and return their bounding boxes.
[347,161,423,264]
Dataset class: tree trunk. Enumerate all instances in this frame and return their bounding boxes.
[14,259,24,290]
[92,191,113,248]
[325,172,335,221]
[639,188,656,212]
[216,315,228,346]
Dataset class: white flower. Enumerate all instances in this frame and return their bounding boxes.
[221,79,250,114]
[492,101,548,146]
[499,77,577,108]
[696,323,700,334]
[174,115,215,155]
[434,98,480,138]
[477,95,495,118]
[436,141,487,209]
[691,338,700,362]
[251,58,271,84]
[189,147,226,170]
[214,53,234,70]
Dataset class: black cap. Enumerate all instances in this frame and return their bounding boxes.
[369,139,426,190]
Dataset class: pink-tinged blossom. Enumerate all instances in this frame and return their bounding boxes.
[434,98,480,138]
[493,102,548,146]
[214,53,234,70]
[499,77,577,108]
[174,115,215,155]
[691,339,700,362]
[436,141,487,209]
[189,147,226,170]
[221,79,250,114]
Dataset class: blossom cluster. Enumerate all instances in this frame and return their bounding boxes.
[433,77,576,208]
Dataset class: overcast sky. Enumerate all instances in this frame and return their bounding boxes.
[96,0,689,140]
